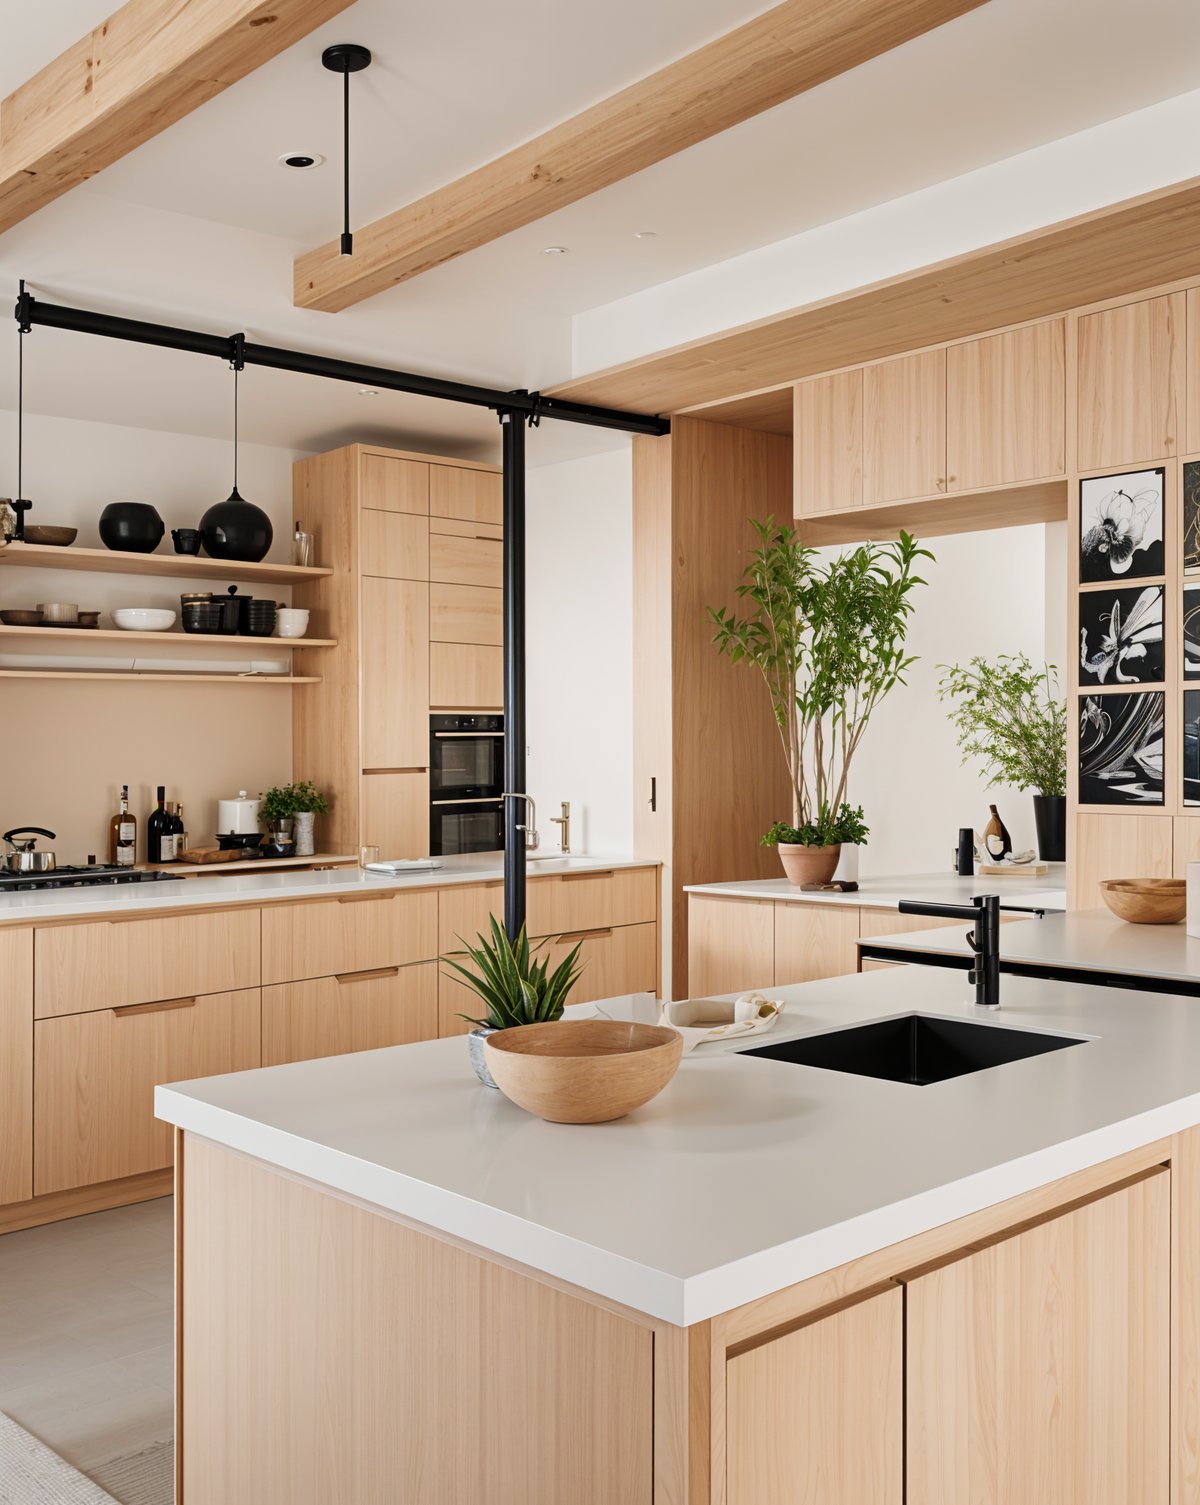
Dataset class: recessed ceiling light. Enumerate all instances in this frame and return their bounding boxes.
[541,245,569,256]
[279,152,325,170]
[634,230,658,240]
[358,387,380,397]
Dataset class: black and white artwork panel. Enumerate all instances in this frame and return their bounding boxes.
[1078,585,1163,685]
[1079,468,1165,584]
[1078,691,1164,806]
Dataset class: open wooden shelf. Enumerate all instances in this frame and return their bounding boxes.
[0,670,319,684]
[0,541,333,585]
[0,625,336,649]
[795,477,1068,546]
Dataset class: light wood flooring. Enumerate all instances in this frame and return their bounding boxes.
[0,1197,173,1478]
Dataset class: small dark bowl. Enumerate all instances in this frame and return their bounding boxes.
[216,832,264,851]
[261,840,295,859]
[171,528,203,555]
[99,502,164,554]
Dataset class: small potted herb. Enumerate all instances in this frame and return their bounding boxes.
[443,915,585,1086]
[260,781,329,856]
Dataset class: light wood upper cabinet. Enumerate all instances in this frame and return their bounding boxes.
[430,466,503,526]
[429,582,502,646]
[0,928,33,1206]
[862,349,946,505]
[727,1284,903,1505]
[360,509,429,581]
[262,889,439,987]
[429,642,503,709]
[262,963,438,1067]
[946,320,1065,489]
[429,530,503,589]
[359,453,429,515]
[1187,287,1200,453]
[361,770,429,858]
[360,575,429,769]
[905,1168,1169,1505]
[1077,292,1184,470]
[34,987,261,1195]
[795,369,862,515]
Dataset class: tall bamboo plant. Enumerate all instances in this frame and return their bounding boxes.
[709,519,931,845]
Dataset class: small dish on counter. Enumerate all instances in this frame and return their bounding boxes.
[1099,877,1186,925]
[484,1019,683,1123]
[112,608,177,632]
[23,526,77,547]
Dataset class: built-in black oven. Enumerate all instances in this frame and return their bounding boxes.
[429,713,504,855]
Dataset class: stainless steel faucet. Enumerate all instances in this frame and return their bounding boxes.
[502,792,539,851]
[549,801,571,854]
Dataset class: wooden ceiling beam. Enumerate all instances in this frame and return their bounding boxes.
[0,0,355,236]
[547,174,1200,415]
[293,0,987,313]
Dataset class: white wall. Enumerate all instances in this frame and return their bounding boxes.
[832,524,1061,877]
[0,410,306,860]
[525,447,634,856]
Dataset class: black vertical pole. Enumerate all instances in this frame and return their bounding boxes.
[501,411,527,940]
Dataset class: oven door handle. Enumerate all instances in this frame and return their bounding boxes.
[432,731,505,738]
[430,797,504,807]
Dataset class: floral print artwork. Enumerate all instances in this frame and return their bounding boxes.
[1079,469,1164,584]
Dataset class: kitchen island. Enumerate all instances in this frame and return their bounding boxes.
[159,967,1200,1503]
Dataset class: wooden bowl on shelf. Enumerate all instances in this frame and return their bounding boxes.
[22,526,77,547]
[1099,878,1186,925]
[484,1019,683,1124]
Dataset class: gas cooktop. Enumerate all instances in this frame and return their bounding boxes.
[0,865,185,892]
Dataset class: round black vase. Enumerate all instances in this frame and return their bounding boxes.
[98,501,164,554]
[1032,794,1066,863]
[199,488,273,563]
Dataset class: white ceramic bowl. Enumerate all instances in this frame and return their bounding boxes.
[276,608,310,639]
[112,608,176,632]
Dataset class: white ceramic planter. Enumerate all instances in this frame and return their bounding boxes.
[293,810,316,857]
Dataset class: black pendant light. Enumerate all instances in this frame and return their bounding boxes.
[322,43,372,257]
[199,347,273,564]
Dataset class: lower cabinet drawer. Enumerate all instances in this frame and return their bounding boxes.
[545,922,657,1006]
[527,867,657,937]
[34,988,261,1195]
[262,962,438,1066]
[262,889,438,986]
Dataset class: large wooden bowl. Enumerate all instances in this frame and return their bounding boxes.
[1099,878,1186,925]
[484,1019,683,1124]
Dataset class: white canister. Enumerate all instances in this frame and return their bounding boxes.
[276,608,310,639]
[217,790,261,835]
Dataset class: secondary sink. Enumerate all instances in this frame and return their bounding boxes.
[741,1013,1082,1086]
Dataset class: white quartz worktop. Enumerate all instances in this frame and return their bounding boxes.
[0,853,656,926]
[685,867,1067,912]
[157,965,1200,1326]
[862,907,1200,986]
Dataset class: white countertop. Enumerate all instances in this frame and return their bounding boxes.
[0,853,656,926]
[685,867,1068,912]
[862,907,1200,986]
[157,965,1200,1326]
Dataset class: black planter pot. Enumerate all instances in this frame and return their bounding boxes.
[1032,794,1066,863]
[98,502,164,554]
[199,488,273,563]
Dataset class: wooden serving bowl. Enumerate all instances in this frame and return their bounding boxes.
[1099,878,1186,925]
[484,1019,683,1124]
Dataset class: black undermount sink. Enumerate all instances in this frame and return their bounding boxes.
[741,1013,1082,1086]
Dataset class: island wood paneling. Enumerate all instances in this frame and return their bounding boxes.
[946,319,1066,489]
[181,1138,654,1504]
[261,963,437,1067]
[795,369,862,514]
[687,897,776,998]
[1076,292,1184,470]
[1072,811,1174,909]
[0,928,33,1205]
[863,349,946,504]
[774,903,862,986]
[727,1284,902,1505]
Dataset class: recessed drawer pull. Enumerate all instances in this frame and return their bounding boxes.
[561,870,612,882]
[112,996,196,1018]
[335,965,401,984]
[336,892,395,904]
[555,928,612,943]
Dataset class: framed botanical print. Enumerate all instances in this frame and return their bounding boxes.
[1078,585,1163,685]
[1079,468,1165,584]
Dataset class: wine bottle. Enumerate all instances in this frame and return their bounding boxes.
[109,785,136,867]
[147,786,170,864]
[174,801,188,856]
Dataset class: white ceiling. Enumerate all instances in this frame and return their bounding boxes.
[1,0,1199,464]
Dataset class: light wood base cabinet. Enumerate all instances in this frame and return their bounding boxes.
[0,928,33,1206]
[262,889,439,986]
[262,964,438,1067]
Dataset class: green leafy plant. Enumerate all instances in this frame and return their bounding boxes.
[710,520,931,844]
[937,655,1067,797]
[761,804,870,850]
[259,781,329,824]
[444,914,585,1031]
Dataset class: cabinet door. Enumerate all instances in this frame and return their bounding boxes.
[361,575,429,769]
[863,349,946,505]
[429,582,502,646]
[727,1284,902,1505]
[906,1168,1169,1505]
[794,370,862,515]
[429,530,503,588]
[438,880,504,1036]
[1071,813,1172,908]
[34,988,261,1194]
[262,890,438,986]
[527,867,657,938]
[542,923,657,1006]
[430,466,502,526]
[773,903,860,984]
[361,509,429,580]
[262,963,437,1066]
[0,928,33,1205]
[947,320,1065,489]
[1077,293,1183,470]
[430,642,503,709]
[686,896,775,997]
[360,452,429,515]
[361,771,429,858]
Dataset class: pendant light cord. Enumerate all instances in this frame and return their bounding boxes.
[16,316,23,503]
[342,69,352,256]
[232,363,239,492]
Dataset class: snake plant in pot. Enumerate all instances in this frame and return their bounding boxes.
[710,519,931,885]
[443,915,585,1086]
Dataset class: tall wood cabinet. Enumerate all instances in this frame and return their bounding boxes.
[293,444,503,857]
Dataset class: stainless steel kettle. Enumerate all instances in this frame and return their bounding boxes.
[3,827,57,873]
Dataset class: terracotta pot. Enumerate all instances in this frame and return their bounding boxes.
[777,841,841,886]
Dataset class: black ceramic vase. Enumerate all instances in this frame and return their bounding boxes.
[1032,794,1066,863]
[98,501,165,554]
[199,488,273,563]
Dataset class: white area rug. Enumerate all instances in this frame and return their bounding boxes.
[90,1439,173,1505]
[0,1412,119,1504]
